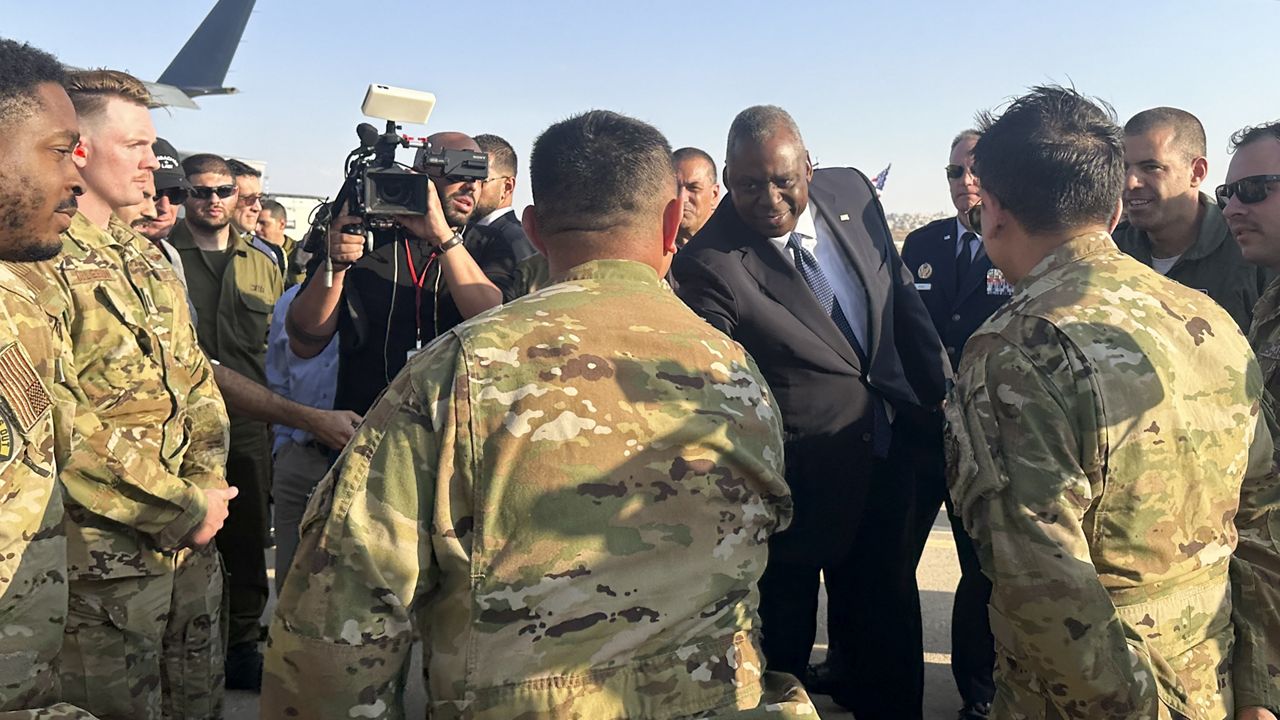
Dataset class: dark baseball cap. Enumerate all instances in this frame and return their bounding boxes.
[153,138,191,192]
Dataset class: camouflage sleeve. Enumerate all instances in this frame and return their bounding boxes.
[0,703,102,719]
[47,287,208,550]
[1230,399,1280,712]
[173,303,229,492]
[263,335,459,719]
[947,331,1161,718]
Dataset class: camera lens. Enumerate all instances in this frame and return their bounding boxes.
[377,176,414,205]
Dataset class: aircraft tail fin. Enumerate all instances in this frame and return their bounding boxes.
[156,0,256,96]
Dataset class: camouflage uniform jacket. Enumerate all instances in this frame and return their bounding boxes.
[946,231,1268,719]
[0,262,76,711]
[1234,277,1280,713]
[263,260,818,719]
[47,213,228,580]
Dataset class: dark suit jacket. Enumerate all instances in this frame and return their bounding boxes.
[900,217,1010,371]
[483,209,538,262]
[674,167,950,563]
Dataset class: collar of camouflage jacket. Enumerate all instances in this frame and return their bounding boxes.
[1017,230,1118,293]
[552,258,664,286]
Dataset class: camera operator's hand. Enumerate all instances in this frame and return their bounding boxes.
[327,204,367,267]
[394,176,454,246]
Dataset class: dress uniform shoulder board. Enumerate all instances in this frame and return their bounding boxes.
[248,235,280,264]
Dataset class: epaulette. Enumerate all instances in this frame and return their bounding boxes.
[247,234,281,264]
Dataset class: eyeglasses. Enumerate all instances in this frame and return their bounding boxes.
[945,164,975,180]
[1215,174,1280,209]
[239,193,263,206]
[156,187,189,205]
[967,204,984,235]
[188,184,237,201]
[481,175,511,184]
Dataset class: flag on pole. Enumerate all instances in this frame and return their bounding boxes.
[871,163,892,191]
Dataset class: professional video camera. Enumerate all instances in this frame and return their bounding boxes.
[305,85,488,284]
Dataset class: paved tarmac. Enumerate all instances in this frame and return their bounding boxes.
[227,511,963,719]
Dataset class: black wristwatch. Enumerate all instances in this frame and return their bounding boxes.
[436,233,465,253]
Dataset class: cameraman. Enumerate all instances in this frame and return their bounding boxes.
[287,131,514,414]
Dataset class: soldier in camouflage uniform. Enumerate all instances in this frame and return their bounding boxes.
[0,38,99,720]
[263,110,817,719]
[946,86,1275,720]
[44,71,234,720]
[1221,121,1280,720]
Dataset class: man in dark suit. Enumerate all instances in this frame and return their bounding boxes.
[898,130,1009,720]
[473,133,537,260]
[674,105,950,720]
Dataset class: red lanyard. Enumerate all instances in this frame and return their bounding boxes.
[403,237,436,345]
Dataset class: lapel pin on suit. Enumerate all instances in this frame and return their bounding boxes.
[838,213,850,222]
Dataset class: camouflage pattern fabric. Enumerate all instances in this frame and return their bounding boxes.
[160,544,225,720]
[41,213,229,720]
[0,704,102,720]
[263,259,818,719]
[945,231,1267,719]
[1233,277,1280,713]
[0,263,77,712]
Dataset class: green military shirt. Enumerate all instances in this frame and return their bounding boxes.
[169,223,282,390]
[1234,278,1280,713]
[1113,193,1271,332]
[263,260,816,719]
[0,261,75,711]
[947,232,1270,719]
[47,213,229,580]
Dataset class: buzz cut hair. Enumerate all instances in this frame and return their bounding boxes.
[259,198,286,223]
[673,147,718,181]
[182,153,232,179]
[1230,121,1280,152]
[64,68,152,122]
[226,158,261,179]
[0,38,67,127]
[529,110,674,234]
[726,105,805,159]
[475,134,517,177]
[1124,107,1207,161]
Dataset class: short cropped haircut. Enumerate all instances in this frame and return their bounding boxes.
[0,39,67,126]
[727,105,804,159]
[673,147,717,181]
[1124,107,1207,160]
[1230,121,1280,152]
[226,158,261,179]
[475,134,517,177]
[182,153,232,178]
[64,69,152,121]
[973,85,1124,235]
[259,199,286,223]
[529,110,674,234]
[950,129,980,151]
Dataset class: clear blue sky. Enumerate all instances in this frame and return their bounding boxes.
[9,0,1280,215]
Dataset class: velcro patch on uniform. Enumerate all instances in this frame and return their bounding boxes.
[66,268,114,285]
[0,343,50,432]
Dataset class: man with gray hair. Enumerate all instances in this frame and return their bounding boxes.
[675,105,950,719]
[1114,106,1269,331]
[264,108,816,718]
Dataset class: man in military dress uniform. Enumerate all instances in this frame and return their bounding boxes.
[263,110,817,719]
[948,86,1275,719]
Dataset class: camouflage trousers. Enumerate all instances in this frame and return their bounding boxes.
[60,546,225,720]
[0,704,101,719]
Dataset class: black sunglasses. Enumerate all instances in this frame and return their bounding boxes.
[157,187,189,205]
[188,184,237,201]
[1216,174,1280,209]
[967,204,983,235]
[945,164,974,180]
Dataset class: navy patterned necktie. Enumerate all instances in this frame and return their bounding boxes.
[786,232,891,458]
[787,233,865,359]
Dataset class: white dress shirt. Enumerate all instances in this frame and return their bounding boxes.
[768,204,870,352]
[955,217,982,259]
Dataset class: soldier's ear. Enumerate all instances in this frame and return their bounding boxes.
[521,205,546,256]
[661,197,680,256]
[1108,197,1124,233]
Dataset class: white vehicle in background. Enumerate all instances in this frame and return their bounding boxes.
[266,193,327,238]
